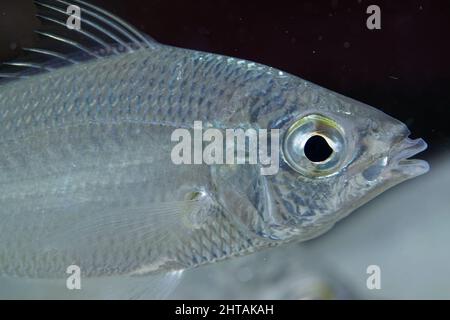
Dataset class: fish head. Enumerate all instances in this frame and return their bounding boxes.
[249,81,430,241]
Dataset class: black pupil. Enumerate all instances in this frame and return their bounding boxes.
[304,135,333,162]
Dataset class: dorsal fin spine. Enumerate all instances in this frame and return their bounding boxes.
[1,0,158,82]
[3,62,52,71]
[73,0,155,48]
[22,48,77,64]
[35,1,131,52]
[34,30,100,58]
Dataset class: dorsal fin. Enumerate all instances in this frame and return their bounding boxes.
[0,0,157,82]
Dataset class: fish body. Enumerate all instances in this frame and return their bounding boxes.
[0,47,273,277]
[0,1,428,280]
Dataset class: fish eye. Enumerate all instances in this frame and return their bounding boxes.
[304,135,333,162]
[282,114,346,177]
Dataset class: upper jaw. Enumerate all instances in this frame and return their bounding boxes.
[388,137,430,178]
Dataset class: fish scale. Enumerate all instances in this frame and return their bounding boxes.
[0,45,279,278]
[0,1,429,288]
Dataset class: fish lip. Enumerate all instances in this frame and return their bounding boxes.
[389,137,430,178]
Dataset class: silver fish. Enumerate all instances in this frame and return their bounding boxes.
[0,0,428,289]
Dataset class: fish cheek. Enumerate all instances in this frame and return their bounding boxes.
[211,164,269,235]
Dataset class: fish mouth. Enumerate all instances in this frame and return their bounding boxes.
[389,137,430,178]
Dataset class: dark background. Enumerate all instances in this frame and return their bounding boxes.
[1,0,449,159]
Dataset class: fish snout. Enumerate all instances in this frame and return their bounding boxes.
[388,137,430,178]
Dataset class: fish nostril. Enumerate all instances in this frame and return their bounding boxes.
[184,190,204,201]
[363,157,388,181]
